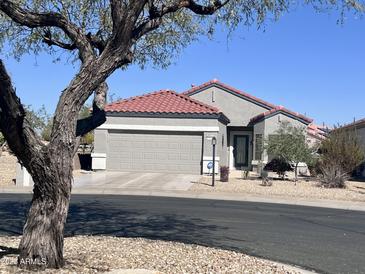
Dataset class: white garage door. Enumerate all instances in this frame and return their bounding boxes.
[107,131,203,174]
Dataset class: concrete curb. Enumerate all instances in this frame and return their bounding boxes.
[1,186,365,212]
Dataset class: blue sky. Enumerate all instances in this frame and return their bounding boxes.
[1,6,364,126]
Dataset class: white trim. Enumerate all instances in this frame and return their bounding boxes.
[203,156,220,161]
[98,124,220,132]
[91,153,107,158]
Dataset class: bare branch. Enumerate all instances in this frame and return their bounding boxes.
[0,0,94,62]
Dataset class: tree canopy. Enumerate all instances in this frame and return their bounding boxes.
[0,0,363,68]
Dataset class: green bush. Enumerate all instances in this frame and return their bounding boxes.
[264,158,293,179]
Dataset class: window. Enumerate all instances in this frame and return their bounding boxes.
[255,134,263,160]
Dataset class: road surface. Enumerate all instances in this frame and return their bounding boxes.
[0,194,364,274]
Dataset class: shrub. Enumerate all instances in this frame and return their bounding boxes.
[318,127,365,188]
[220,166,229,182]
[306,156,321,177]
[264,158,293,179]
[266,122,316,181]
[319,164,350,188]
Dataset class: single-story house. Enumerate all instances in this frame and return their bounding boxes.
[92,80,314,174]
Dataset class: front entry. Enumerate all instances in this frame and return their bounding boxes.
[233,135,249,168]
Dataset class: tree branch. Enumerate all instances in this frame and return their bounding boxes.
[0,60,45,168]
[182,0,229,15]
[110,0,124,32]
[0,0,94,62]
[76,83,108,137]
[86,33,107,53]
[132,0,229,39]
[42,32,77,50]
[133,18,162,40]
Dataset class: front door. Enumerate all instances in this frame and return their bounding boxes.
[233,135,249,168]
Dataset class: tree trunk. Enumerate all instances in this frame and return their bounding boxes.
[294,162,299,184]
[18,160,72,270]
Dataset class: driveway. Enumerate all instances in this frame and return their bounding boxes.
[73,171,199,191]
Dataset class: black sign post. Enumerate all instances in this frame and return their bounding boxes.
[212,137,217,187]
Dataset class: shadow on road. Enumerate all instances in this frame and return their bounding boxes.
[0,196,229,251]
[65,199,228,249]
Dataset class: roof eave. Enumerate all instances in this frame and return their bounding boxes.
[249,111,313,126]
[184,82,275,110]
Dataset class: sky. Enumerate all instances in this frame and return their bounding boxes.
[1,5,364,126]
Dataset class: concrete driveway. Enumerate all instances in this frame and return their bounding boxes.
[73,172,200,191]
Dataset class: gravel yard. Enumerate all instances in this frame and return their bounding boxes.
[0,152,16,186]
[0,236,300,274]
[190,171,365,202]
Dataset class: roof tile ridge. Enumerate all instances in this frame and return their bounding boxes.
[176,91,221,113]
[183,79,276,109]
[107,89,171,105]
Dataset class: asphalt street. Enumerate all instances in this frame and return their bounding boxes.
[0,194,364,274]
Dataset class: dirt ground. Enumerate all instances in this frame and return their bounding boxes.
[191,171,365,202]
[0,236,301,274]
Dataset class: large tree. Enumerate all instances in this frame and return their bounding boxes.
[0,0,363,270]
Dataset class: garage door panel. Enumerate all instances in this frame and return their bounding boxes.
[107,131,202,174]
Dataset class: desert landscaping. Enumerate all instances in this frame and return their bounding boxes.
[0,236,301,274]
[191,171,365,203]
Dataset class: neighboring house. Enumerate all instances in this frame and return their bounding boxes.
[338,118,365,178]
[307,124,328,147]
[92,80,314,174]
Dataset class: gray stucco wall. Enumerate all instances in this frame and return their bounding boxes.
[253,120,265,161]
[188,86,270,126]
[219,121,228,166]
[264,114,307,136]
[105,116,219,126]
[93,115,228,173]
[251,113,309,163]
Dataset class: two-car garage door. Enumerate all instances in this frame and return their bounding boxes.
[106,131,203,174]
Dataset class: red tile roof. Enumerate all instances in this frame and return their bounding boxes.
[105,89,222,115]
[250,106,313,124]
[183,79,276,109]
[307,124,328,140]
